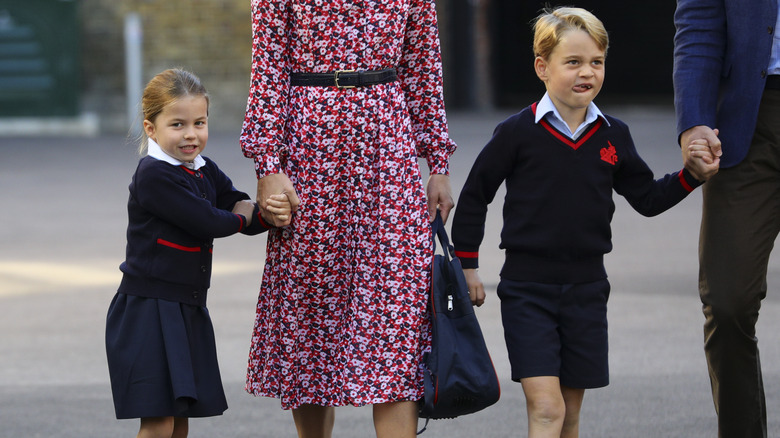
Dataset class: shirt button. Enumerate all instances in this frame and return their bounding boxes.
[201,266,207,273]
[192,291,199,299]
[769,26,774,34]
[201,193,207,198]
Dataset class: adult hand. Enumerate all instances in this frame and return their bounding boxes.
[680,125,722,180]
[463,268,485,307]
[256,173,300,227]
[426,174,454,223]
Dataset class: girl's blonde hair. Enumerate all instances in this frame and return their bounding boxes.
[532,6,609,60]
[138,68,209,153]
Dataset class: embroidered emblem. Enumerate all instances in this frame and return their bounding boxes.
[600,141,618,165]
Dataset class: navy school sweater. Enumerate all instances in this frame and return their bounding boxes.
[452,103,702,284]
[118,156,269,306]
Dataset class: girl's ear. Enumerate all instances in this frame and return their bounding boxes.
[534,56,548,82]
[143,120,156,141]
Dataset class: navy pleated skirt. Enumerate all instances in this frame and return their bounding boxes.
[105,293,228,419]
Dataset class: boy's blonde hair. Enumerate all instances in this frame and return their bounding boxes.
[138,68,209,153]
[533,7,609,60]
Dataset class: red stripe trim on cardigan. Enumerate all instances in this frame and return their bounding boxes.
[156,238,201,252]
[256,211,270,229]
[455,250,479,259]
[678,170,695,192]
[235,213,246,231]
[179,166,203,177]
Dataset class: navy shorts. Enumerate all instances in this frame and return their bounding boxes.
[497,278,610,388]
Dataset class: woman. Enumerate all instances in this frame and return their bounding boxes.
[240,1,455,436]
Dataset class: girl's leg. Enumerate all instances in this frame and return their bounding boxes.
[373,400,418,438]
[171,417,189,438]
[560,386,585,438]
[521,376,566,438]
[291,404,335,438]
[137,417,174,438]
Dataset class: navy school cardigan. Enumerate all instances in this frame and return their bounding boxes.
[118,156,269,306]
[452,104,703,284]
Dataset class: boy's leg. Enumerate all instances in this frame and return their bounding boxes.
[521,376,566,438]
[291,404,335,438]
[560,386,585,438]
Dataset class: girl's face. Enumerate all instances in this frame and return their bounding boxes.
[534,29,605,125]
[143,95,208,163]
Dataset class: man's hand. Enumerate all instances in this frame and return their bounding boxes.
[426,174,454,223]
[256,173,300,227]
[680,125,722,181]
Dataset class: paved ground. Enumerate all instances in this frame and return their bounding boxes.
[2,105,780,437]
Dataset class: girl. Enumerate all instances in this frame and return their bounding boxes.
[106,68,290,438]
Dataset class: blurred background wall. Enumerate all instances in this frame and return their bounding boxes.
[0,0,677,135]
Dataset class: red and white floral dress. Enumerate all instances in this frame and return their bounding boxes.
[240,0,456,410]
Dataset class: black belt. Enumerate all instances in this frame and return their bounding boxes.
[766,75,780,90]
[290,68,398,89]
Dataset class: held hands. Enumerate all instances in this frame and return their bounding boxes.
[463,268,486,307]
[681,125,721,182]
[262,194,292,226]
[256,173,300,227]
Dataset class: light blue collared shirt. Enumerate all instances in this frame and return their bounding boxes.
[769,4,780,74]
[534,92,609,140]
[146,138,206,170]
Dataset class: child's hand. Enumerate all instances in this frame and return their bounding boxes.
[232,200,256,226]
[261,193,292,227]
[685,138,720,182]
[463,268,486,307]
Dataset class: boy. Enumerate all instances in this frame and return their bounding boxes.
[451,7,718,438]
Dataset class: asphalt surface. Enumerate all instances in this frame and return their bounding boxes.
[2,105,780,437]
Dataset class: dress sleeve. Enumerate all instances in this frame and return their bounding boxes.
[398,0,457,175]
[240,0,293,179]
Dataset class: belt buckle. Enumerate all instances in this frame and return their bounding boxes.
[334,70,356,89]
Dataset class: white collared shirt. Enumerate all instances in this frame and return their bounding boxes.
[534,92,609,140]
[146,138,206,170]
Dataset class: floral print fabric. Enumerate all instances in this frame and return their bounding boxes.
[241,0,455,409]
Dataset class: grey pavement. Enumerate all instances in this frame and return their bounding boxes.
[2,105,780,437]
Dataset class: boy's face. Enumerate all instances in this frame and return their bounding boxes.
[534,29,605,123]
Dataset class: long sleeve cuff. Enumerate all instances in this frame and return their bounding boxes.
[427,153,451,175]
[455,250,479,269]
[255,155,282,179]
[679,168,704,192]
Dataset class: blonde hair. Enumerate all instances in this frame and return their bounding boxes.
[532,6,609,60]
[138,68,209,153]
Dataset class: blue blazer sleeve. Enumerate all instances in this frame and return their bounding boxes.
[673,0,778,167]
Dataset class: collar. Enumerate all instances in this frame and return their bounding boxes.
[534,92,609,140]
[146,138,206,170]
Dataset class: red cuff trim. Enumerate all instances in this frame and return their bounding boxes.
[455,250,479,259]
[256,210,271,229]
[678,169,694,192]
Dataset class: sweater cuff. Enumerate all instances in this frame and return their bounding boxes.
[679,168,703,192]
[455,250,479,269]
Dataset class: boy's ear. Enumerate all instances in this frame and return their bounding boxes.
[534,56,548,82]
